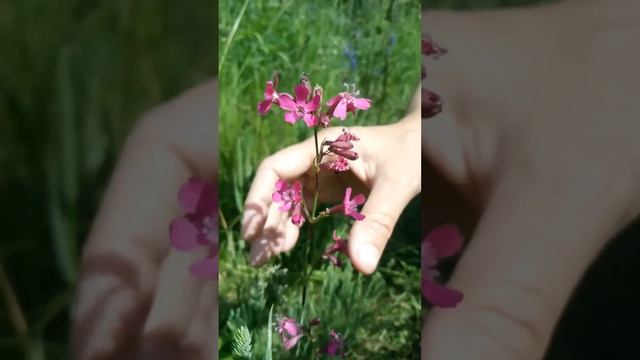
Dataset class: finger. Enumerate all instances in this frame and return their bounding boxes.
[242,139,316,241]
[138,250,205,359]
[348,177,417,274]
[182,281,217,360]
[249,202,285,267]
[422,177,622,359]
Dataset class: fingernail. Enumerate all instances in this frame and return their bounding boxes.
[355,243,380,274]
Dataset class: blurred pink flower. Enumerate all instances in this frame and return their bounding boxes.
[329,187,366,221]
[273,179,306,226]
[258,80,279,115]
[277,317,304,350]
[323,231,349,267]
[278,83,320,127]
[169,178,218,280]
[272,179,303,212]
[327,86,371,120]
[323,330,344,357]
[321,156,350,173]
[422,225,464,308]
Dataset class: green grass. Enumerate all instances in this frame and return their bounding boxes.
[0,0,215,358]
[218,0,422,358]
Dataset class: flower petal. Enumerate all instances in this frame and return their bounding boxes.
[425,224,464,258]
[264,81,274,98]
[294,84,309,103]
[353,97,371,110]
[303,113,317,127]
[258,99,272,114]
[422,277,463,308]
[169,217,203,251]
[283,334,303,350]
[284,111,297,124]
[333,99,348,120]
[352,194,366,205]
[178,178,215,215]
[189,256,218,280]
[278,93,297,111]
[326,95,341,107]
[305,95,320,112]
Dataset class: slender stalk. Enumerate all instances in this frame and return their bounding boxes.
[301,127,321,307]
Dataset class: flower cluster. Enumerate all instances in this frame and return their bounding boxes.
[259,72,371,355]
[422,34,447,119]
[169,178,218,279]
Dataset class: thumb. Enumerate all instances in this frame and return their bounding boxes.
[348,177,417,274]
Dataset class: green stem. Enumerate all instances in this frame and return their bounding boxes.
[301,127,321,308]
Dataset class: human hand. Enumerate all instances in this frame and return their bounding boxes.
[72,80,218,360]
[422,2,640,359]
[242,90,421,274]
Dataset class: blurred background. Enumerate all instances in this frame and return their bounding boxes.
[218,0,421,359]
[0,0,215,358]
[427,0,640,359]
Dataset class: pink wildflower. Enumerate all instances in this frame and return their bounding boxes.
[323,231,349,267]
[169,178,218,279]
[328,187,366,221]
[278,83,320,127]
[323,330,344,357]
[326,84,371,120]
[324,129,360,160]
[272,179,306,226]
[258,80,279,115]
[276,317,304,350]
[272,179,302,212]
[422,225,464,308]
[321,156,350,173]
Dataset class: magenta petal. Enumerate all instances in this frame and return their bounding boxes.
[283,334,303,350]
[422,278,463,308]
[305,95,320,112]
[303,113,317,127]
[284,111,297,124]
[258,100,272,114]
[326,95,341,107]
[278,201,292,212]
[170,217,203,251]
[278,94,297,111]
[275,179,287,192]
[351,212,365,221]
[352,194,366,205]
[333,99,348,120]
[264,81,274,97]
[353,97,371,110]
[190,256,218,279]
[294,84,309,103]
[343,187,352,203]
[425,225,464,258]
[178,178,214,215]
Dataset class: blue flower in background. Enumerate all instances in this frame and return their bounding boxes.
[344,44,358,71]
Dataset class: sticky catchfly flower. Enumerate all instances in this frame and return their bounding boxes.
[422,225,464,308]
[328,187,366,221]
[276,317,304,351]
[323,330,345,357]
[326,84,371,120]
[323,231,349,267]
[258,80,279,115]
[272,179,305,226]
[324,129,360,160]
[278,83,320,127]
[169,178,218,279]
[320,156,350,173]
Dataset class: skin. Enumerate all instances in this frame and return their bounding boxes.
[242,89,422,274]
[72,80,217,360]
[422,0,640,358]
